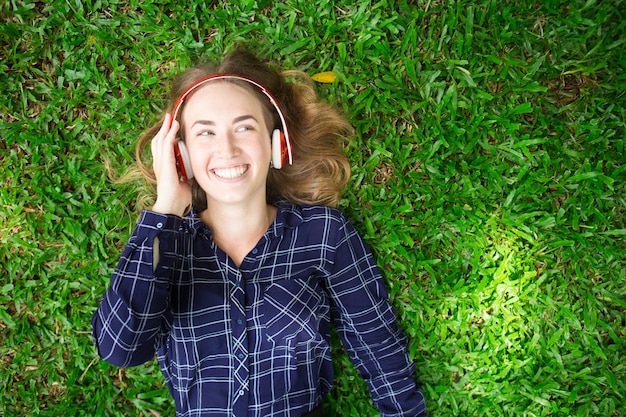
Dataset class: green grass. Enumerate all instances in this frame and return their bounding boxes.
[1,0,625,416]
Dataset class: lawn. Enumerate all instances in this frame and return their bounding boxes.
[1,0,625,416]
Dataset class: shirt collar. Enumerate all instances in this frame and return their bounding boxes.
[186,200,305,239]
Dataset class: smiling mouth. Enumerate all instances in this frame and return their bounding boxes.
[213,165,248,179]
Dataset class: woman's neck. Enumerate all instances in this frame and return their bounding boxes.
[200,200,277,267]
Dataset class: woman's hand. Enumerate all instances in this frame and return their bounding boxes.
[150,113,192,216]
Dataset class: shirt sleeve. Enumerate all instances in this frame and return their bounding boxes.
[91,210,182,368]
[325,213,427,417]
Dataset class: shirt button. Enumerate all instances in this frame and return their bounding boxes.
[252,248,258,254]
[238,353,245,359]
[239,390,245,396]
[237,319,243,325]
[156,222,163,229]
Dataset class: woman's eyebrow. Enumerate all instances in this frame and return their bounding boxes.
[233,115,258,124]
[191,120,215,128]
[191,115,258,128]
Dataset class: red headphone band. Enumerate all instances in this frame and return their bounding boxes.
[170,73,293,166]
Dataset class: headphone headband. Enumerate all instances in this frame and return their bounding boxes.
[171,73,293,165]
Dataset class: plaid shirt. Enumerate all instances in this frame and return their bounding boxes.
[92,203,427,417]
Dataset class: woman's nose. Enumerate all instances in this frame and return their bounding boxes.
[215,131,238,158]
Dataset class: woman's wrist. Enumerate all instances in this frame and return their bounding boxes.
[151,198,187,217]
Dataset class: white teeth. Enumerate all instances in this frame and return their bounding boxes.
[213,166,247,179]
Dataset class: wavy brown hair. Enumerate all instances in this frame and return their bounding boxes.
[134,48,353,210]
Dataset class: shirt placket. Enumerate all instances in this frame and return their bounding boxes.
[229,268,249,416]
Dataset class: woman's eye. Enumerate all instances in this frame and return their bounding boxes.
[198,130,214,136]
[236,125,253,133]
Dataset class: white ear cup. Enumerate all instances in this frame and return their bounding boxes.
[175,141,194,180]
[271,129,283,169]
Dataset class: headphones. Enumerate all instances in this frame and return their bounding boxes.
[169,73,293,181]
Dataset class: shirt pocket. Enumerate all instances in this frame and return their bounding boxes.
[262,277,324,345]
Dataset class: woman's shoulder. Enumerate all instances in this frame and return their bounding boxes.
[278,201,350,228]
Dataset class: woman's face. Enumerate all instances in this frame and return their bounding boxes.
[181,81,273,207]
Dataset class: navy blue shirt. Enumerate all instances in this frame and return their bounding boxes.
[92,203,427,417]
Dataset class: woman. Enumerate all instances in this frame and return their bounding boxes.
[92,48,427,417]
